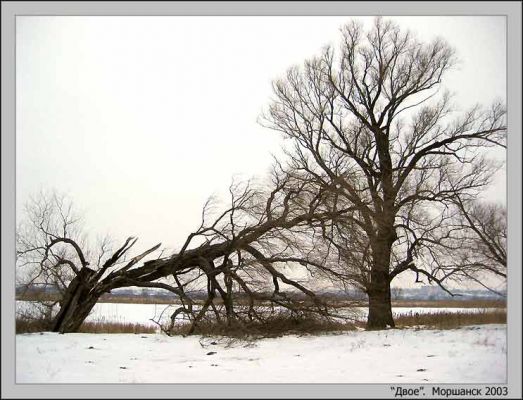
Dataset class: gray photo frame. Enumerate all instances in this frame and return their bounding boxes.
[2,2,521,399]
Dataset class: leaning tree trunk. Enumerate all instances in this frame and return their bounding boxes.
[366,237,395,330]
[52,267,101,333]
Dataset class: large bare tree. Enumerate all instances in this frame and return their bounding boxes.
[261,18,506,329]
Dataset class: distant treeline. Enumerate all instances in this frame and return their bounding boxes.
[16,283,505,303]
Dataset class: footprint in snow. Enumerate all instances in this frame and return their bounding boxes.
[206,351,217,356]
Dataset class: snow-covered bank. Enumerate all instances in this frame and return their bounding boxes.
[80,303,506,328]
[16,324,506,384]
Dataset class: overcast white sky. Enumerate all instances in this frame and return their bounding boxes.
[16,16,506,264]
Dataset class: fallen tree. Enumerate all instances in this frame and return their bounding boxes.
[17,169,358,334]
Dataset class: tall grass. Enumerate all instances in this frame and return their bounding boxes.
[16,316,54,334]
[78,321,156,334]
[393,309,506,329]
[16,315,156,334]
[16,303,506,335]
[391,299,506,309]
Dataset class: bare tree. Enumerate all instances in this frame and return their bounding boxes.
[261,17,506,329]
[16,190,163,333]
[17,169,357,334]
[450,197,506,294]
[123,169,359,335]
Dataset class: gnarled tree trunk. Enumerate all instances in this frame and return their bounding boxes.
[52,267,100,333]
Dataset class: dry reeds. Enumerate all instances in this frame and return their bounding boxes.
[393,309,506,329]
[391,299,506,309]
[15,316,54,333]
[16,315,156,334]
[77,321,156,334]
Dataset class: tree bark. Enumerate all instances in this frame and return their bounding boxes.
[366,235,395,330]
[367,273,395,330]
[52,267,100,333]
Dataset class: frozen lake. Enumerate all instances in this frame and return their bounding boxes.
[16,300,500,329]
[85,303,503,327]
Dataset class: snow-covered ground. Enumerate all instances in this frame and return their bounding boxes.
[16,324,506,383]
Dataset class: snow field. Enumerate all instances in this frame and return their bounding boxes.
[16,324,506,384]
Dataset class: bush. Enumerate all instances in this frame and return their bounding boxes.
[165,311,357,338]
